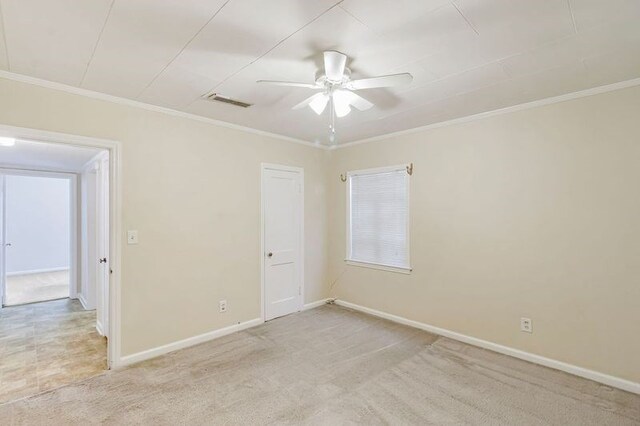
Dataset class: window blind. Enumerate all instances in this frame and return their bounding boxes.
[348,168,409,269]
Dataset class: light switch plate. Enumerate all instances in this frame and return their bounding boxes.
[127,230,139,245]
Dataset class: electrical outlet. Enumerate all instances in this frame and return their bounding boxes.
[520,317,532,333]
[219,300,227,313]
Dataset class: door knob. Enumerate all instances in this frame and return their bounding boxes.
[99,258,107,264]
[267,252,273,258]
[4,243,11,247]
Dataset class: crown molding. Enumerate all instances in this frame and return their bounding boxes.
[334,77,640,150]
[0,70,328,151]
[3,70,639,152]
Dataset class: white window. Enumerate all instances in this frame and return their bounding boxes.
[346,165,411,272]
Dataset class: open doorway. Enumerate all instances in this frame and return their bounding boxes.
[2,172,74,306]
[0,137,111,403]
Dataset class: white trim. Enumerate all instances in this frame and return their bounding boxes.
[0,70,325,150]
[345,164,411,272]
[119,318,263,367]
[0,163,85,174]
[303,299,330,310]
[96,320,104,337]
[6,266,69,277]
[0,124,121,370]
[260,163,305,322]
[81,151,106,173]
[69,174,79,300]
[77,292,89,310]
[344,260,411,274]
[3,70,639,152]
[333,77,640,149]
[334,299,640,395]
[3,71,638,152]
[0,175,5,307]
[347,164,408,176]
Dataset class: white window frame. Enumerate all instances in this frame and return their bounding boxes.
[345,164,411,274]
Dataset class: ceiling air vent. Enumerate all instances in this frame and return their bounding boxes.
[202,92,252,108]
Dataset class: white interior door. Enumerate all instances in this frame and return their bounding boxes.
[0,174,5,308]
[263,165,303,321]
[95,154,109,337]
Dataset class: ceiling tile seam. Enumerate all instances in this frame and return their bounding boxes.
[334,77,640,149]
[79,0,116,87]
[205,0,345,96]
[135,0,233,98]
[438,30,580,83]
[0,0,10,69]
[451,2,479,36]
[404,54,514,94]
[340,2,472,75]
[566,0,579,35]
[0,70,327,150]
[351,71,511,125]
[337,4,377,34]
[361,55,597,126]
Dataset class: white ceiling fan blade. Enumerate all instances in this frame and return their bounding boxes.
[257,80,320,89]
[345,91,373,111]
[293,93,328,115]
[333,90,373,114]
[345,73,413,90]
[324,51,347,82]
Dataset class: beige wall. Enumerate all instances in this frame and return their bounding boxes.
[329,85,640,383]
[1,75,638,383]
[0,77,330,356]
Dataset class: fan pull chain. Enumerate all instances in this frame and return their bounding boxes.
[329,94,337,144]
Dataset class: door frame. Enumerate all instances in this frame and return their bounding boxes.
[0,124,122,369]
[0,168,78,307]
[260,163,304,322]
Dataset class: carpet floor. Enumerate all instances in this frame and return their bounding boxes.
[5,271,69,306]
[0,304,638,425]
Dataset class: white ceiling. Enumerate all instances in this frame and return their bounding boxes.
[0,139,104,172]
[0,0,638,145]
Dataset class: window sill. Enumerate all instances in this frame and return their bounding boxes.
[344,260,412,275]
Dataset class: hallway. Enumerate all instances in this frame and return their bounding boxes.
[0,298,106,403]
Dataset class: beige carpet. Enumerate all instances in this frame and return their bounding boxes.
[5,270,69,306]
[0,304,638,425]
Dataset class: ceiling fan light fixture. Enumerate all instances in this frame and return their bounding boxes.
[334,100,351,118]
[309,94,329,115]
[332,90,353,117]
[324,51,347,82]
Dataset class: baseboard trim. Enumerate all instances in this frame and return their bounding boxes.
[117,317,263,367]
[334,299,640,395]
[303,299,330,310]
[6,267,69,277]
[77,293,89,310]
[96,320,104,337]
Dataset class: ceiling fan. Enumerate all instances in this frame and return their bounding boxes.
[257,51,413,143]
